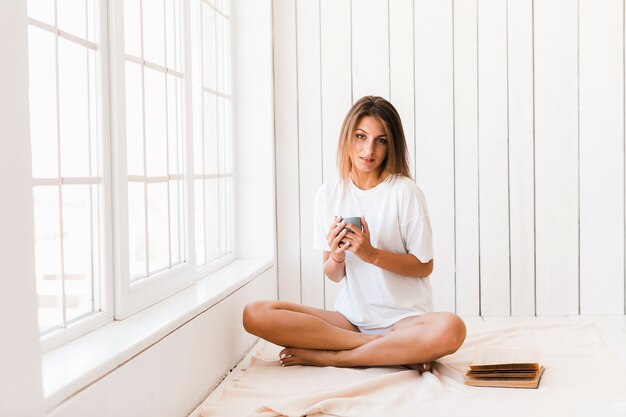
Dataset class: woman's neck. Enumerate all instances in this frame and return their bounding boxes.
[350,170,388,190]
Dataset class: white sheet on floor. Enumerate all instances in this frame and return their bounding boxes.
[199,318,626,417]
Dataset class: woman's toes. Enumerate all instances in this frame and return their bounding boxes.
[279,348,296,366]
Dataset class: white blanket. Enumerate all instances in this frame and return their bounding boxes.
[199,318,626,417]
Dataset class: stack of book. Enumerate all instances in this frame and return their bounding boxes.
[465,346,545,389]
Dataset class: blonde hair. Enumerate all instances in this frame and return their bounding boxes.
[337,96,412,182]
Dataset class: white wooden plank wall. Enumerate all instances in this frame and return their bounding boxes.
[414,0,456,313]
[320,0,351,308]
[272,0,626,316]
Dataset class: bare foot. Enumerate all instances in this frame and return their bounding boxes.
[278,347,433,373]
[279,347,340,367]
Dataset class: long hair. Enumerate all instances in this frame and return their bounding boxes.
[337,96,412,182]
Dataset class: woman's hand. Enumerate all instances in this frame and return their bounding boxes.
[342,216,377,263]
[327,216,350,262]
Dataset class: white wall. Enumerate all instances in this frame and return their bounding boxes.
[273,0,626,316]
[0,1,44,416]
[47,268,275,417]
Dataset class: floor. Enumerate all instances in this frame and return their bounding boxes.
[188,315,626,417]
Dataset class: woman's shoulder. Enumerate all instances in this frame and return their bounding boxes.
[390,175,430,217]
[317,178,344,193]
[390,175,425,196]
[315,178,344,200]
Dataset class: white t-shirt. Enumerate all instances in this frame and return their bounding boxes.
[313,175,434,330]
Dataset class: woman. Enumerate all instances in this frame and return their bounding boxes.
[243,96,466,372]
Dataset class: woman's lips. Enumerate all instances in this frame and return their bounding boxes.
[360,157,374,164]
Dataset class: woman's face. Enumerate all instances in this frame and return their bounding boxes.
[351,116,388,176]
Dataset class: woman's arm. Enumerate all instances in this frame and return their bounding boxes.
[342,216,434,278]
[323,251,346,282]
[366,250,433,278]
[322,217,350,282]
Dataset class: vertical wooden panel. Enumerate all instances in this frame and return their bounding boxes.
[321,0,351,310]
[478,0,510,316]
[453,0,480,316]
[296,0,324,308]
[508,0,536,316]
[389,0,416,179]
[415,0,455,312]
[351,0,390,99]
[579,0,624,314]
[273,0,301,303]
[534,0,579,315]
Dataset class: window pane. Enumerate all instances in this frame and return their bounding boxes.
[167,75,183,176]
[27,0,55,25]
[125,61,144,175]
[203,92,218,175]
[88,50,99,176]
[218,177,228,256]
[128,182,147,279]
[57,0,88,39]
[201,3,217,90]
[206,179,219,262]
[169,180,184,265]
[216,0,230,15]
[225,176,233,253]
[33,186,63,332]
[144,68,167,177]
[58,37,91,177]
[193,117,204,176]
[217,96,230,173]
[221,13,231,95]
[62,185,96,322]
[28,26,58,178]
[216,13,228,94]
[143,0,165,66]
[124,0,141,57]
[165,0,181,71]
[194,179,205,265]
[147,182,169,272]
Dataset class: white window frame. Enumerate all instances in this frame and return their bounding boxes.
[27,0,115,352]
[190,0,235,278]
[29,0,237,339]
[109,0,197,320]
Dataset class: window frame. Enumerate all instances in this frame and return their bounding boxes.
[109,0,197,320]
[29,0,237,341]
[191,0,235,277]
[27,0,116,353]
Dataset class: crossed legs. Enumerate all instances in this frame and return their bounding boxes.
[242,300,466,369]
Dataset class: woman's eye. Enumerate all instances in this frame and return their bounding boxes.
[377,138,388,144]
[356,134,366,140]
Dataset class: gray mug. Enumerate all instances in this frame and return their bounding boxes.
[342,216,363,233]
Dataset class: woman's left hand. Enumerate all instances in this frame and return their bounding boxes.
[342,216,378,264]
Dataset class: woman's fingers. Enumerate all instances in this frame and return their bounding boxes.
[361,216,369,234]
[328,216,341,233]
[331,229,348,250]
[327,220,345,243]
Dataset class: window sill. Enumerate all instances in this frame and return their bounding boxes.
[41,257,273,412]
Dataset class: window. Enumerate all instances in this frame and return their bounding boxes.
[27,0,109,341]
[193,0,234,270]
[27,0,233,345]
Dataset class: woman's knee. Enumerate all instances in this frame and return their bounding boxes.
[242,300,276,335]
[432,313,466,355]
[442,313,466,353]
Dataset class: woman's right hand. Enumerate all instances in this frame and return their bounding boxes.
[327,216,349,262]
